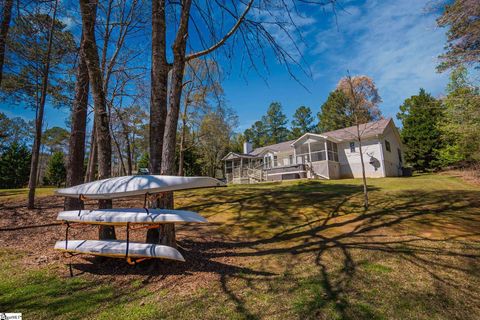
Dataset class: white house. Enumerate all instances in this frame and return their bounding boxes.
[222,118,404,184]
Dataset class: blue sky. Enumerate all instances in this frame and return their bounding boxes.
[224,0,450,131]
[1,0,450,132]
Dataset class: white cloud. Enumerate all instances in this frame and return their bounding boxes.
[311,0,450,117]
[251,1,317,61]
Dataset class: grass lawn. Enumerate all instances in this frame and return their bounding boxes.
[0,187,55,201]
[0,174,480,319]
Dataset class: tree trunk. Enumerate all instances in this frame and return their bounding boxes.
[65,34,89,210]
[145,193,175,247]
[149,0,168,175]
[100,0,113,78]
[177,98,188,176]
[156,0,192,247]
[79,0,114,238]
[120,116,133,175]
[161,0,192,177]
[112,132,127,176]
[114,107,133,175]
[356,123,369,210]
[147,0,175,246]
[109,109,127,176]
[0,0,13,85]
[85,125,97,182]
[125,132,133,175]
[27,0,59,209]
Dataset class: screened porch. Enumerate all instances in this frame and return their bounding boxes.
[292,134,340,179]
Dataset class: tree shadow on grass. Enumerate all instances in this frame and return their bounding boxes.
[58,183,480,319]
[181,186,480,319]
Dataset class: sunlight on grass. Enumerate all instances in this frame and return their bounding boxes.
[1,174,480,319]
[0,250,113,320]
[359,262,392,274]
[0,187,55,201]
[0,249,155,320]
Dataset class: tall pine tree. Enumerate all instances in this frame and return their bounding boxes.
[44,151,66,187]
[262,102,289,144]
[290,106,315,139]
[397,88,444,171]
[244,121,268,149]
[317,90,353,132]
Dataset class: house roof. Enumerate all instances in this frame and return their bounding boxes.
[221,152,259,161]
[290,132,341,146]
[321,118,392,141]
[250,139,296,156]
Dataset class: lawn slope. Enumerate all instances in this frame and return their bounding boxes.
[0,174,479,319]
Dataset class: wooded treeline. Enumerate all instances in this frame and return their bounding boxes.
[241,75,383,150]
[0,0,342,213]
[397,66,480,172]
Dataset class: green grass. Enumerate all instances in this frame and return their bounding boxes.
[0,250,129,319]
[0,187,55,200]
[1,173,480,319]
[359,262,392,274]
[0,249,168,320]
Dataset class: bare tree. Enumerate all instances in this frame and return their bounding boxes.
[79,0,114,239]
[0,0,14,85]
[437,0,480,71]
[64,35,89,210]
[198,107,237,177]
[110,79,148,176]
[178,59,222,176]
[27,0,60,209]
[84,0,145,181]
[148,0,338,246]
[337,75,382,210]
[146,0,170,245]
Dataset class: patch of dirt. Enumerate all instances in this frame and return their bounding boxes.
[0,195,257,294]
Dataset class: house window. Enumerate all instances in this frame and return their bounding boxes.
[289,155,293,165]
[385,140,391,152]
[397,148,402,163]
[273,156,278,167]
[349,142,355,153]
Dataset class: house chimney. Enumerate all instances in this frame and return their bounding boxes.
[243,141,253,154]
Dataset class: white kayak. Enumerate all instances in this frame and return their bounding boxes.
[57,208,207,225]
[55,240,185,261]
[55,175,225,199]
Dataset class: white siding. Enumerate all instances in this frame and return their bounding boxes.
[380,124,403,177]
[337,138,384,178]
[328,161,340,179]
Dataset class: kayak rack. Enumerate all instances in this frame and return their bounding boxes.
[53,175,222,275]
